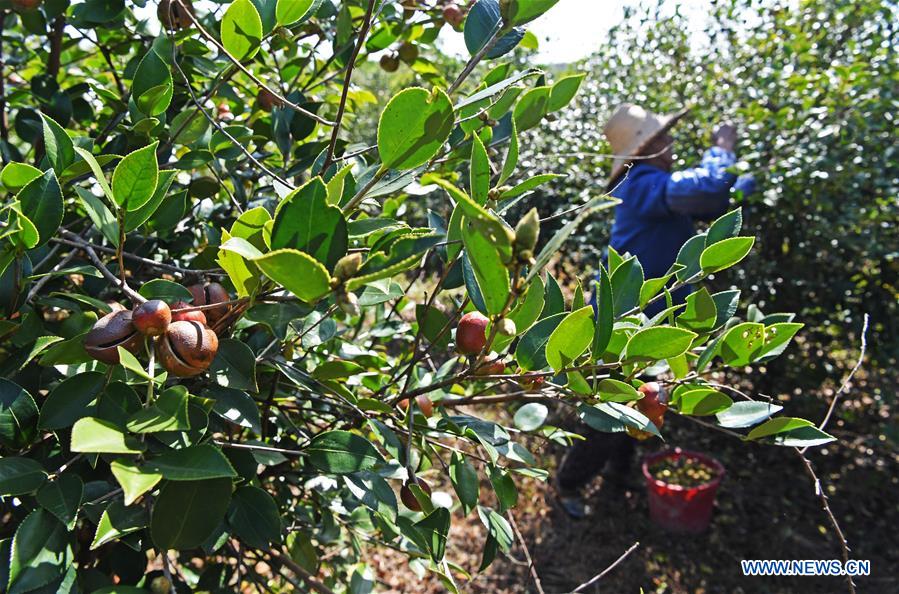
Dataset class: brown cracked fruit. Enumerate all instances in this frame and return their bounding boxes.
[84,310,144,364]
[456,311,489,354]
[187,282,231,324]
[157,320,219,377]
[132,300,172,337]
[170,300,207,324]
[157,0,194,29]
[400,477,432,512]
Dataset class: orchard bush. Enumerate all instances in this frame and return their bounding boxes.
[0,0,840,592]
[520,0,898,381]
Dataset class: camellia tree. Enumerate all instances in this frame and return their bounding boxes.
[0,0,844,592]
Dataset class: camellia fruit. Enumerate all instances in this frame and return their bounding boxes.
[400,477,432,512]
[399,394,434,418]
[627,381,669,440]
[398,42,419,64]
[187,282,231,324]
[443,3,464,28]
[169,300,207,324]
[131,300,172,337]
[84,310,144,364]
[157,320,219,377]
[475,357,506,376]
[379,53,400,72]
[258,87,283,112]
[456,311,489,354]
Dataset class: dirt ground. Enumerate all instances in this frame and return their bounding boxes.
[366,366,899,594]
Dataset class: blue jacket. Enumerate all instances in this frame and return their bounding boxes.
[604,147,754,315]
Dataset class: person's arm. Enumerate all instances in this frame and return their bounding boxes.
[665,123,740,219]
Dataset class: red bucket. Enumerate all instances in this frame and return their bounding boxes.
[642,448,725,533]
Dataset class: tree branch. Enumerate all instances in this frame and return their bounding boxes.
[570,541,640,593]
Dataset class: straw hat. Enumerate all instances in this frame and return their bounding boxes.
[604,103,689,187]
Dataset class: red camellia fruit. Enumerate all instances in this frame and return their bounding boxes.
[443,3,464,28]
[521,374,545,392]
[399,394,434,418]
[475,357,505,376]
[456,311,489,354]
[258,87,282,112]
[132,300,172,337]
[170,300,207,324]
[636,381,668,421]
[400,477,432,511]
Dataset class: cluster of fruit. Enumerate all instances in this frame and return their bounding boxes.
[83,282,231,377]
[380,1,466,71]
[627,382,669,440]
[649,455,719,488]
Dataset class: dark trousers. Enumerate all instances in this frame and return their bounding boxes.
[557,428,636,493]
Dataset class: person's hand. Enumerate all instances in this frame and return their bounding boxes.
[712,122,738,152]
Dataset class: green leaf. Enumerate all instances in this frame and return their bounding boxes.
[271,177,348,270]
[758,425,837,447]
[112,142,159,211]
[515,312,566,371]
[545,306,595,371]
[76,187,119,247]
[470,134,490,205]
[719,322,766,366]
[675,233,707,282]
[676,287,717,331]
[253,248,332,302]
[71,417,145,454]
[209,386,262,434]
[449,452,479,516]
[0,457,47,496]
[499,118,518,185]
[8,509,72,593]
[39,113,75,173]
[488,465,517,512]
[90,500,147,549]
[221,0,264,61]
[506,275,545,334]
[227,486,282,550]
[151,478,233,550]
[597,378,640,402]
[0,378,39,449]
[675,389,733,416]
[436,178,512,263]
[377,87,455,170]
[477,506,513,553]
[126,386,190,433]
[716,401,783,429]
[416,304,451,349]
[126,169,178,231]
[307,430,385,474]
[461,218,510,316]
[132,49,173,116]
[38,371,106,430]
[624,326,697,362]
[276,0,315,26]
[578,402,660,437]
[513,402,548,431]
[513,86,550,131]
[500,0,561,25]
[414,507,451,562]
[17,169,63,249]
[146,444,237,481]
[746,417,814,440]
[36,475,83,530]
[0,162,41,192]
[110,459,163,506]
[209,339,258,392]
[639,266,682,308]
[592,265,613,359]
[73,147,115,203]
[699,236,755,273]
[706,208,743,246]
[138,278,192,302]
[547,73,585,111]
[497,173,563,199]
[757,322,803,361]
[218,230,261,299]
[610,257,643,316]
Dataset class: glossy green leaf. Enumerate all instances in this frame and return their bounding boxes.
[71,417,145,454]
[90,500,147,549]
[449,451,479,516]
[675,389,733,416]
[36,475,83,529]
[624,326,697,362]
[515,312,566,371]
[39,113,75,173]
[126,386,190,433]
[112,142,159,210]
[151,478,233,550]
[592,264,613,359]
[700,236,755,273]
[0,457,47,496]
[307,430,384,474]
[38,371,106,430]
[597,378,640,402]
[227,486,282,549]
[271,177,348,270]
[0,378,39,449]
[146,444,237,481]
[377,87,455,171]
[545,306,595,371]
[221,0,264,61]
[461,217,510,315]
[253,248,332,302]
[470,133,490,205]
[17,169,63,249]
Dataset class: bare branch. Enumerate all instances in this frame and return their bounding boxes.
[570,541,640,593]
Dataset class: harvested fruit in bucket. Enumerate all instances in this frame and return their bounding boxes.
[650,455,719,488]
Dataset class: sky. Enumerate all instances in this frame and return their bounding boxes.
[440,0,710,64]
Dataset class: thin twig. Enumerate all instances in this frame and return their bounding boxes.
[60,230,145,303]
[321,0,377,172]
[269,548,337,594]
[570,541,640,593]
[794,450,856,594]
[448,21,504,94]
[507,511,545,594]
